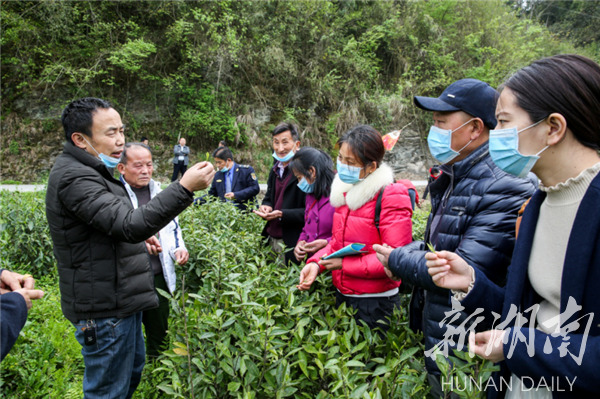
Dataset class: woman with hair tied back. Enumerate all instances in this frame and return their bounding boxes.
[297,125,413,330]
[426,54,600,398]
[289,147,336,260]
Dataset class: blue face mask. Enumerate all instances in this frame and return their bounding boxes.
[337,159,364,184]
[272,150,295,163]
[427,119,474,164]
[220,162,230,173]
[99,153,121,168]
[82,136,121,168]
[297,177,314,193]
[489,119,547,178]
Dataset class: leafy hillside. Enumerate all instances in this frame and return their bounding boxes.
[1,0,596,182]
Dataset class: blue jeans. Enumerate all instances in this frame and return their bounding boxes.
[73,312,145,399]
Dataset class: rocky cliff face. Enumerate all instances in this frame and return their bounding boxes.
[0,115,63,183]
[0,114,180,183]
[1,114,431,184]
[383,128,430,181]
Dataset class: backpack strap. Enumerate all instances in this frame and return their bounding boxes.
[515,197,531,239]
[374,186,386,234]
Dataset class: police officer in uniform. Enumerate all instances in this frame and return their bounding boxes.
[200,146,260,211]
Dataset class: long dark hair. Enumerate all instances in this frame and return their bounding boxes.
[502,54,600,150]
[290,147,334,200]
[337,124,385,167]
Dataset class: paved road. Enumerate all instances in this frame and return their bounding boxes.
[2,180,430,193]
[0,184,46,192]
[1,180,428,193]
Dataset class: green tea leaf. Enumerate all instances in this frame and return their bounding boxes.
[426,242,436,253]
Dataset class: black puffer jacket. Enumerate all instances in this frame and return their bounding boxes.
[388,142,537,374]
[46,143,193,323]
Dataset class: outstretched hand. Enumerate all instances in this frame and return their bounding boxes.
[180,161,215,192]
[294,240,307,261]
[302,239,328,254]
[373,243,393,268]
[15,288,45,310]
[0,269,44,310]
[254,205,273,220]
[0,269,35,291]
[174,248,189,265]
[425,250,473,292]
[469,330,507,363]
[145,236,162,255]
[373,244,400,281]
[297,263,319,291]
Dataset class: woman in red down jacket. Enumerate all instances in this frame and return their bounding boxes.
[297,125,413,329]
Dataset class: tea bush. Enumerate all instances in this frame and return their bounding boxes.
[0,192,492,398]
[150,200,428,398]
[0,274,83,398]
[0,190,55,276]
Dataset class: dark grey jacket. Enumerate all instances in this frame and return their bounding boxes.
[172,144,190,165]
[388,142,537,374]
[46,143,193,323]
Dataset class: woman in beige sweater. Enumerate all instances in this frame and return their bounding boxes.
[425,54,600,398]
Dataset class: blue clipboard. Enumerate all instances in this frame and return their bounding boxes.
[321,243,368,260]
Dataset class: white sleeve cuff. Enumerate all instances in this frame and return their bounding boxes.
[451,266,475,301]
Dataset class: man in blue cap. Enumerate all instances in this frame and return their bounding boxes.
[374,79,537,398]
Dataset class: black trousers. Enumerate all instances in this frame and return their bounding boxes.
[142,273,170,357]
[335,290,401,331]
[171,161,187,181]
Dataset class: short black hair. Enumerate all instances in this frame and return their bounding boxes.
[272,122,300,141]
[61,97,112,144]
[140,136,148,142]
[120,142,152,165]
[337,124,385,167]
[290,147,334,200]
[213,146,233,161]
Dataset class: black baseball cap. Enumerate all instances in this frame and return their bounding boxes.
[414,78,499,129]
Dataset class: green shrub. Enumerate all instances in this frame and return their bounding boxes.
[0,190,55,276]
[0,274,83,399]
[0,192,491,398]
[9,140,19,155]
[174,83,238,146]
[435,351,499,399]
[412,202,431,242]
[147,201,429,398]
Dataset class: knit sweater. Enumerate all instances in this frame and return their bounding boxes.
[530,162,600,334]
[507,162,600,399]
[460,161,600,398]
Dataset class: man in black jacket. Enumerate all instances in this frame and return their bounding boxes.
[254,122,306,265]
[374,79,537,398]
[46,97,214,399]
